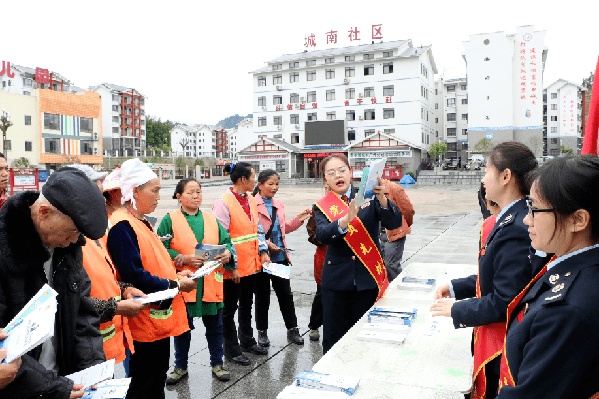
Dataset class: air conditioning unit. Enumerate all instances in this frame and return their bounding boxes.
[276,85,282,91]
[343,78,350,85]
[93,147,98,155]
[300,97,305,102]
[93,132,98,140]
[359,93,363,98]
[359,116,364,120]
[261,106,267,111]
[277,126,283,131]
[295,124,300,129]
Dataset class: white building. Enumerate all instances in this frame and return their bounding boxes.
[249,39,436,176]
[434,78,469,161]
[463,25,548,157]
[543,79,586,155]
[1,63,72,95]
[226,128,238,158]
[88,83,147,157]
[235,117,254,154]
[170,124,221,158]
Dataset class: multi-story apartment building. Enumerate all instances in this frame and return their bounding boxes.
[463,25,548,157]
[226,127,239,158]
[434,78,469,161]
[88,83,146,157]
[1,62,72,95]
[543,79,586,155]
[169,124,221,158]
[215,128,228,158]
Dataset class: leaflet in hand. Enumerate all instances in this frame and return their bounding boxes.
[191,261,222,280]
[134,287,178,304]
[82,378,131,399]
[66,359,115,389]
[263,262,291,279]
[354,158,386,207]
[195,244,226,261]
[0,284,58,363]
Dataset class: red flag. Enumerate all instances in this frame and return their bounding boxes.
[581,56,599,155]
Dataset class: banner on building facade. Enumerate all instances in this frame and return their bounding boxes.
[349,150,412,160]
[238,153,289,161]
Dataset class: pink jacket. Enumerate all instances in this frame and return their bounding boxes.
[254,193,304,264]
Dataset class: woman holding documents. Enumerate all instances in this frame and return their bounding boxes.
[314,154,402,354]
[252,169,312,347]
[107,159,197,399]
[431,142,537,399]
[157,178,234,383]
[494,155,599,399]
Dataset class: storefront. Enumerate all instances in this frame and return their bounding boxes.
[237,138,302,179]
[302,150,347,178]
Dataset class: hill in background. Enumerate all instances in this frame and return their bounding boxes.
[217,114,253,129]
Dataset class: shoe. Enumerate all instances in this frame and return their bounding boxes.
[258,330,270,347]
[287,327,304,345]
[241,344,268,355]
[225,353,251,366]
[212,365,231,381]
[165,367,188,385]
[309,329,320,341]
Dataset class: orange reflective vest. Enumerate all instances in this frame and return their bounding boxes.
[220,193,261,278]
[82,236,134,364]
[110,209,189,342]
[169,209,223,303]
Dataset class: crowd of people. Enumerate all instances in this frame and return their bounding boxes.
[0,143,598,398]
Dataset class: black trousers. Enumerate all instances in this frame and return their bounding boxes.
[223,275,258,357]
[308,284,323,330]
[126,337,170,399]
[255,269,298,331]
[321,287,378,354]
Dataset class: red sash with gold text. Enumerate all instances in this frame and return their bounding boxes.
[316,192,388,300]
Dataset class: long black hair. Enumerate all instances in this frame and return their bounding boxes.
[224,162,252,184]
[487,141,537,196]
[172,178,200,199]
[252,169,279,196]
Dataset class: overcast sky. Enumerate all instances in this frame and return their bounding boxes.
[3,0,596,126]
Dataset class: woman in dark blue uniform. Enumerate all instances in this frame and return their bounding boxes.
[431,142,537,399]
[314,154,402,354]
[496,155,599,399]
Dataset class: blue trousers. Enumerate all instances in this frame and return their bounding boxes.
[173,307,224,369]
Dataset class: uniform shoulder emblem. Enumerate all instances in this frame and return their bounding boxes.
[498,214,514,226]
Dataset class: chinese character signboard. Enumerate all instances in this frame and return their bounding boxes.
[561,89,576,136]
[0,61,15,78]
[304,25,383,48]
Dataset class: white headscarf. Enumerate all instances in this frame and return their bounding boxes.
[120,158,158,210]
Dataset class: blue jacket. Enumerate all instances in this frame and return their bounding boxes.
[498,246,599,399]
[314,188,402,291]
[451,199,532,328]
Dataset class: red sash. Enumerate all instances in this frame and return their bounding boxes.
[316,192,388,301]
[498,255,557,392]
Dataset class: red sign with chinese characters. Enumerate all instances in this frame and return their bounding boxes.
[0,61,15,78]
[35,67,50,84]
[518,33,537,107]
[305,25,382,48]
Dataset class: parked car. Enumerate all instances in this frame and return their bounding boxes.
[442,158,459,170]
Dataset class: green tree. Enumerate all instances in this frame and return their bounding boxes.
[146,115,174,152]
[11,157,30,168]
[428,142,447,160]
[175,156,186,171]
[194,158,204,167]
[474,138,493,153]
[559,145,574,155]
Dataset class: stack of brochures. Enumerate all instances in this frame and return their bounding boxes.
[357,322,411,344]
[82,378,131,399]
[292,371,360,396]
[0,284,58,363]
[355,158,386,207]
[134,287,179,304]
[191,261,222,280]
[277,385,351,398]
[195,244,226,261]
[66,359,116,389]
[367,307,417,326]
[396,275,437,291]
[262,262,291,279]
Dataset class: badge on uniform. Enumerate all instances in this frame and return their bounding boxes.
[499,214,513,226]
[549,274,559,284]
[552,283,565,293]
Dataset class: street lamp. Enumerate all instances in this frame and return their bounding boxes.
[0,109,13,155]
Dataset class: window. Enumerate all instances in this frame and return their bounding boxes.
[383,108,395,119]
[551,116,557,121]
[447,85,455,92]
[273,116,282,125]
[326,90,335,101]
[462,114,468,121]
[326,69,335,79]
[551,127,557,133]
[276,160,286,172]
[383,85,394,96]
[290,114,299,124]
[258,76,266,86]
[306,60,316,66]
[551,93,558,99]
[291,134,300,144]
[364,53,374,60]
[462,143,469,150]
[23,91,31,96]
[461,84,467,90]
[348,130,356,141]
[273,74,282,84]
[326,112,336,120]
[289,72,299,83]
[447,113,456,121]
[462,129,467,135]
[307,112,317,121]
[307,70,316,81]
[80,140,93,155]
[447,142,457,151]
[365,129,375,136]
[447,98,456,106]
[289,62,299,68]
[551,104,557,110]
[435,103,438,109]
[345,67,355,77]
[80,117,93,133]
[364,109,375,120]
[4,140,10,150]
[364,64,374,76]
[44,113,60,130]
[383,62,393,74]
[447,128,456,136]
[346,88,355,99]
[435,89,438,95]
[113,116,119,123]
[364,87,374,97]
[112,127,120,133]
[550,138,558,144]
[258,117,267,127]
[346,110,355,121]
[307,91,316,102]
[45,138,61,154]
[383,51,393,57]
[384,129,395,135]
[462,98,468,104]
[325,57,335,64]
[273,64,282,70]
[25,141,32,152]
[23,78,33,87]
[290,93,299,103]
[24,115,31,125]
[345,55,355,62]
[273,95,282,105]
[258,96,266,106]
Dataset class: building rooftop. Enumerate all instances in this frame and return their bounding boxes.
[544,78,587,92]
[13,64,71,84]
[89,83,146,98]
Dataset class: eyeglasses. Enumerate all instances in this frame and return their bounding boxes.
[325,167,348,177]
[525,198,554,217]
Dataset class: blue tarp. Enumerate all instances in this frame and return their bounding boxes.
[399,175,415,184]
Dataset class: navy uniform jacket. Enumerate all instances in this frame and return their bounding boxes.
[451,199,532,328]
[498,246,599,399]
[314,188,402,291]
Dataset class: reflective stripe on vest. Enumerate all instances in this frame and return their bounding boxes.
[150,306,173,320]
[231,233,258,245]
[101,324,116,343]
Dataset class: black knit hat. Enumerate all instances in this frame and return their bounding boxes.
[41,167,108,239]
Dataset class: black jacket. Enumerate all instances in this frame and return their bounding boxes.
[0,192,105,399]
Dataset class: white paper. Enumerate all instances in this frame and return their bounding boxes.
[355,158,386,207]
[277,385,350,398]
[195,244,226,261]
[66,359,115,389]
[82,378,131,399]
[134,288,178,305]
[191,261,221,280]
[262,263,291,279]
